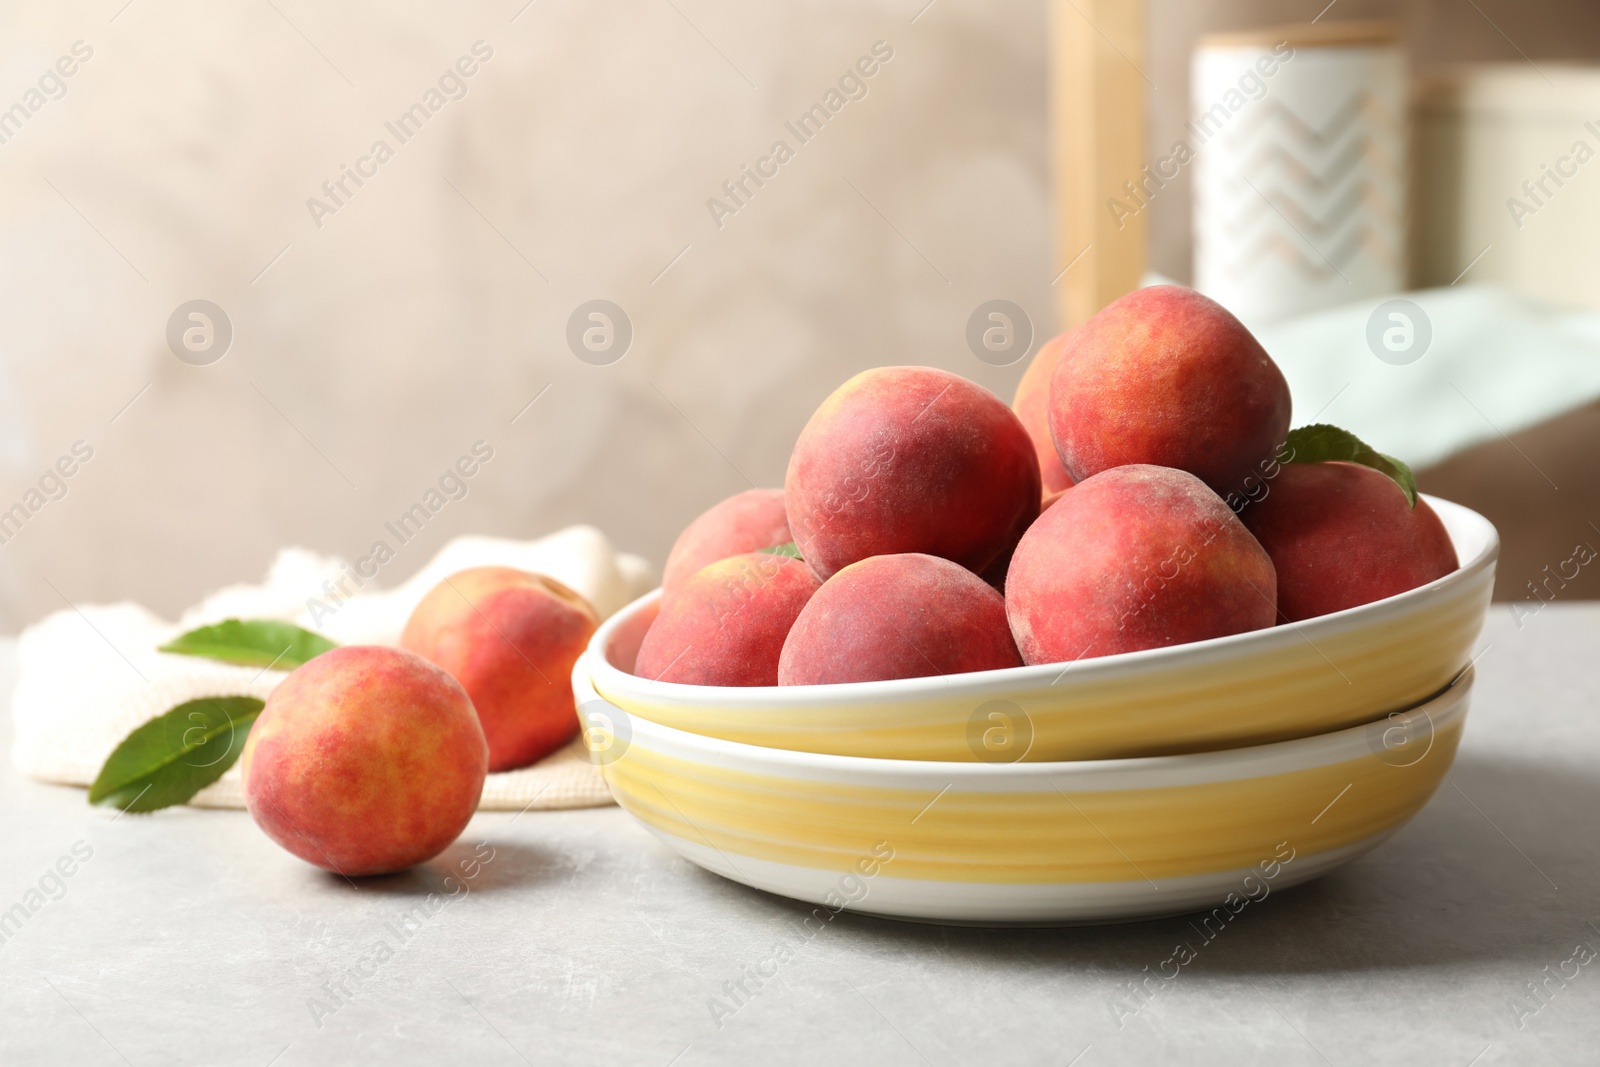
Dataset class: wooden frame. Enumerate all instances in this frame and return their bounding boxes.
[1051,0,1147,327]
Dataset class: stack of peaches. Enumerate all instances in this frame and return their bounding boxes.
[634,285,1459,688]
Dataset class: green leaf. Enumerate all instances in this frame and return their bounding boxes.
[89,696,265,813]
[1282,423,1418,507]
[759,541,803,559]
[159,619,337,669]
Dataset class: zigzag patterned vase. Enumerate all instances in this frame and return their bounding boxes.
[1191,22,1405,322]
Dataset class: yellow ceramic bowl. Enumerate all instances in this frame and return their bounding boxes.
[574,656,1471,924]
[589,496,1495,762]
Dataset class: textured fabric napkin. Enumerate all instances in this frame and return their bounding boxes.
[10,525,653,810]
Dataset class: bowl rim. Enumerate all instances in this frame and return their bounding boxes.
[590,493,1498,706]
[576,655,1473,787]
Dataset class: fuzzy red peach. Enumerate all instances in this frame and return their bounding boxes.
[662,488,792,597]
[241,645,488,877]
[1012,330,1076,496]
[1006,465,1278,663]
[785,366,1041,579]
[1047,285,1291,500]
[634,553,821,686]
[401,567,599,772]
[1241,462,1459,621]
[778,553,1022,684]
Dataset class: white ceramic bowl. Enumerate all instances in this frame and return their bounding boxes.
[589,496,1495,762]
[573,654,1471,925]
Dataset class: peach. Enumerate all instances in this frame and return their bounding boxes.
[1006,465,1278,664]
[401,567,599,772]
[662,488,791,597]
[1048,285,1291,500]
[241,646,488,876]
[785,367,1041,579]
[1241,461,1459,622]
[634,553,821,686]
[778,553,1022,684]
[1012,330,1076,496]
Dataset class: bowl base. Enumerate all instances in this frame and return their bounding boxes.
[645,827,1401,927]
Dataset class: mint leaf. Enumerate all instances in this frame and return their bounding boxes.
[159,619,336,669]
[1282,424,1418,507]
[759,542,803,559]
[89,696,265,813]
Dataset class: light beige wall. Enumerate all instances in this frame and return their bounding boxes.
[0,0,1054,630]
[6,0,1595,630]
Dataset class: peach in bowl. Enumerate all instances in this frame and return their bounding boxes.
[574,654,1471,924]
[587,497,1495,762]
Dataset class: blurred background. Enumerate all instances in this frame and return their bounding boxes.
[1,0,1597,632]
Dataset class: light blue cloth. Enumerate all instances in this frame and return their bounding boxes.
[1252,285,1600,470]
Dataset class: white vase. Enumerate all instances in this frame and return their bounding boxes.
[1191,22,1405,323]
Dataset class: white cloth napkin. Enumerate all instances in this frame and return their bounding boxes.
[10,525,653,810]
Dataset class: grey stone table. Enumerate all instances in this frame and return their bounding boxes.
[3,605,1599,1066]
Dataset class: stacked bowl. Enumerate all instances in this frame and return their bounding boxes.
[572,497,1496,924]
